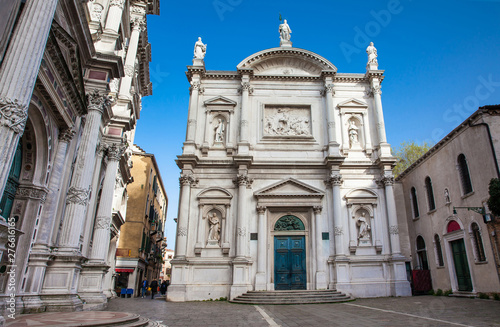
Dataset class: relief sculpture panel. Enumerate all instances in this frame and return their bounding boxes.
[264,106,311,137]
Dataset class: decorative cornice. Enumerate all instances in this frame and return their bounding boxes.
[0,97,28,134]
[66,187,91,206]
[87,89,111,114]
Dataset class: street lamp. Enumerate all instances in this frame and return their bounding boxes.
[453,206,493,224]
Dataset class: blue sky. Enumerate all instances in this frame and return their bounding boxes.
[137,0,500,249]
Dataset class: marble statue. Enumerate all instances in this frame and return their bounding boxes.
[208,212,220,241]
[444,188,451,203]
[279,19,292,42]
[366,42,378,65]
[357,213,371,241]
[348,120,359,147]
[214,118,225,143]
[194,37,207,59]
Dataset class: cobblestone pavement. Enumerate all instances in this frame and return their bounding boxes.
[105,295,500,326]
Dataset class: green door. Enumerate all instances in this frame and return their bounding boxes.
[274,236,306,290]
[451,239,473,292]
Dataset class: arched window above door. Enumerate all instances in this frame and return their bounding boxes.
[274,215,305,231]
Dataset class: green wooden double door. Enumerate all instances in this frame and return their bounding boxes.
[451,239,473,292]
[274,236,306,290]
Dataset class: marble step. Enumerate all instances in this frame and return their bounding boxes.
[231,290,352,304]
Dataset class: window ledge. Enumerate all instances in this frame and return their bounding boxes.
[427,209,437,215]
[461,191,475,200]
[436,266,445,269]
[474,260,488,265]
[413,216,420,222]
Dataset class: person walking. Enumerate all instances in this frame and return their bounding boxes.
[150,279,158,299]
[141,278,148,298]
[160,280,167,295]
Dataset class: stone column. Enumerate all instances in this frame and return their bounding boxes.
[22,129,75,300]
[329,174,345,256]
[255,206,267,290]
[238,77,253,154]
[0,0,58,201]
[104,0,125,33]
[89,142,126,262]
[322,79,340,156]
[175,173,196,259]
[370,79,391,157]
[185,79,203,152]
[314,206,327,289]
[380,174,401,255]
[235,173,251,258]
[58,90,111,253]
[118,14,145,98]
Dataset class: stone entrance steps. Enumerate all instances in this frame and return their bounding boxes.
[231,289,352,304]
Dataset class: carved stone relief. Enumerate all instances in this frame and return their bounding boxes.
[264,106,311,137]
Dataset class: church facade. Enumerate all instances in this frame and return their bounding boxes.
[168,26,411,301]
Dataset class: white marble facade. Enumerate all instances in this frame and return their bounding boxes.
[168,29,411,301]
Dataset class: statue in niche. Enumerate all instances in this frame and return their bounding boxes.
[444,188,451,203]
[366,42,378,64]
[194,37,207,59]
[348,120,359,148]
[207,212,221,242]
[279,19,292,42]
[214,118,225,143]
[357,212,371,243]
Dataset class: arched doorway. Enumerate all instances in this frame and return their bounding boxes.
[0,141,22,220]
[273,215,306,290]
[446,220,473,292]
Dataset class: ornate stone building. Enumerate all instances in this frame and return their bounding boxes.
[168,25,411,301]
[0,0,159,321]
[115,144,167,296]
[396,105,500,296]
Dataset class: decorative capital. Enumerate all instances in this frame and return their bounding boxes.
[0,97,28,134]
[189,81,204,95]
[320,84,335,96]
[66,186,91,206]
[313,206,323,214]
[235,174,253,187]
[256,206,266,214]
[328,174,343,186]
[371,84,382,95]
[58,128,76,143]
[334,226,343,235]
[379,174,395,186]
[106,142,127,161]
[109,0,124,9]
[239,82,254,95]
[87,89,111,114]
[179,174,198,187]
[237,227,246,236]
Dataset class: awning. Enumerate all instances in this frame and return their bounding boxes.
[115,268,134,273]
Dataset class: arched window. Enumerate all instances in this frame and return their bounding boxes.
[410,187,420,218]
[471,223,486,262]
[458,154,473,195]
[416,236,429,270]
[434,234,444,267]
[425,177,435,211]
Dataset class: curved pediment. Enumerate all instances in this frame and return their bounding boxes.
[198,187,232,199]
[237,48,337,77]
[344,188,378,205]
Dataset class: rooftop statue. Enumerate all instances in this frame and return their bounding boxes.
[279,19,292,45]
[366,42,378,69]
[194,37,207,59]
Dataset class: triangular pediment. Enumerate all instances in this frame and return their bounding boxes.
[255,178,324,198]
[337,98,368,108]
[204,96,237,107]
